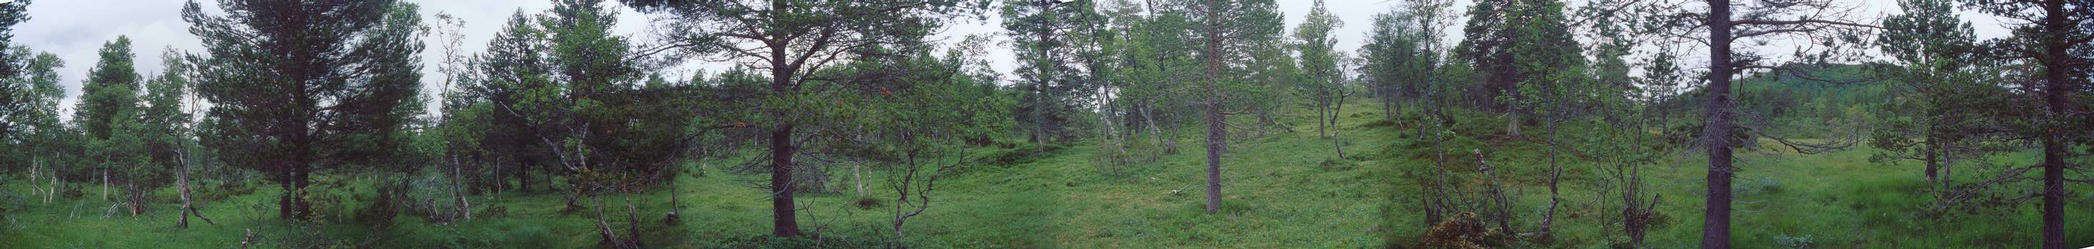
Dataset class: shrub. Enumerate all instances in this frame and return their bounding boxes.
[1318,158,1358,171]
[1738,176,1783,197]
[1773,234,1815,249]
[853,197,883,210]
[701,235,892,249]
[1421,212,1506,249]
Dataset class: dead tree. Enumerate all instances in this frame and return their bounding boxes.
[890,146,958,242]
[1470,149,1516,235]
[175,133,216,228]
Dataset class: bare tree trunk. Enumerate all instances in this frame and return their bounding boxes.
[1425,125,1453,225]
[1540,118,1563,238]
[1701,1,1737,247]
[452,153,470,221]
[518,157,532,192]
[1143,101,1174,154]
[1506,111,1521,137]
[2036,1,2068,248]
[1924,140,1939,182]
[30,157,41,203]
[492,156,502,196]
[1317,95,1329,137]
[1199,0,1228,214]
[1331,86,1348,159]
[47,172,57,204]
[591,193,621,248]
[853,163,866,197]
[177,161,217,228]
[1472,150,1516,234]
[668,173,683,223]
[769,124,803,237]
[1203,105,1226,214]
[623,191,641,248]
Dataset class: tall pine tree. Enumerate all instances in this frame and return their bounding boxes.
[183,0,426,220]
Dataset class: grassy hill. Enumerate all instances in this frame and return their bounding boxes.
[2,95,2089,248]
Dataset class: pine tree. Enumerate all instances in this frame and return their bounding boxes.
[75,36,149,209]
[1184,0,1282,214]
[621,0,987,236]
[0,0,34,138]
[183,0,425,220]
[1295,0,1341,138]
[1962,0,2093,247]
[467,11,558,192]
[1003,0,1107,150]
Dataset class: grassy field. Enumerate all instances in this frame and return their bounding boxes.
[1,98,2088,248]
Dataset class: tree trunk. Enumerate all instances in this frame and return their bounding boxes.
[853,163,866,197]
[623,192,642,247]
[1701,0,1736,247]
[292,159,312,220]
[177,156,213,228]
[492,156,503,195]
[453,153,470,221]
[31,157,42,204]
[1200,0,1228,214]
[2037,1,2068,248]
[1032,0,1057,153]
[769,124,803,237]
[128,183,144,216]
[1473,150,1516,234]
[1203,104,1225,214]
[281,169,296,219]
[668,171,683,223]
[1143,100,1173,154]
[1506,111,1521,137]
[1924,140,1939,182]
[1331,87,1347,159]
[518,156,532,192]
[591,193,621,248]
[1540,117,1562,238]
[1317,96,1330,137]
[47,172,57,204]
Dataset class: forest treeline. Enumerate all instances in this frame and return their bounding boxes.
[0,0,2087,248]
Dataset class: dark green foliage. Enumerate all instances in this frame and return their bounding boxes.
[76,37,140,141]
[1456,0,1586,137]
[72,37,163,212]
[1002,0,1107,144]
[183,0,427,220]
[1358,0,1449,118]
[622,0,990,237]
[1954,0,2093,247]
[0,0,30,135]
[1867,0,2028,216]
[1,45,68,184]
[460,11,557,192]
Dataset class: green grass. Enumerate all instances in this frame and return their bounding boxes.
[2,98,2089,248]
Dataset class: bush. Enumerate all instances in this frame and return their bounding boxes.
[700,235,892,249]
[853,197,883,210]
[1773,234,1815,249]
[1421,212,1507,249]
[1318,158,1358,171]
[1363,119,1397,128]
[1738,176,1783,197]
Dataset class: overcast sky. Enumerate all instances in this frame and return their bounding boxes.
[12,0,2007,118]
